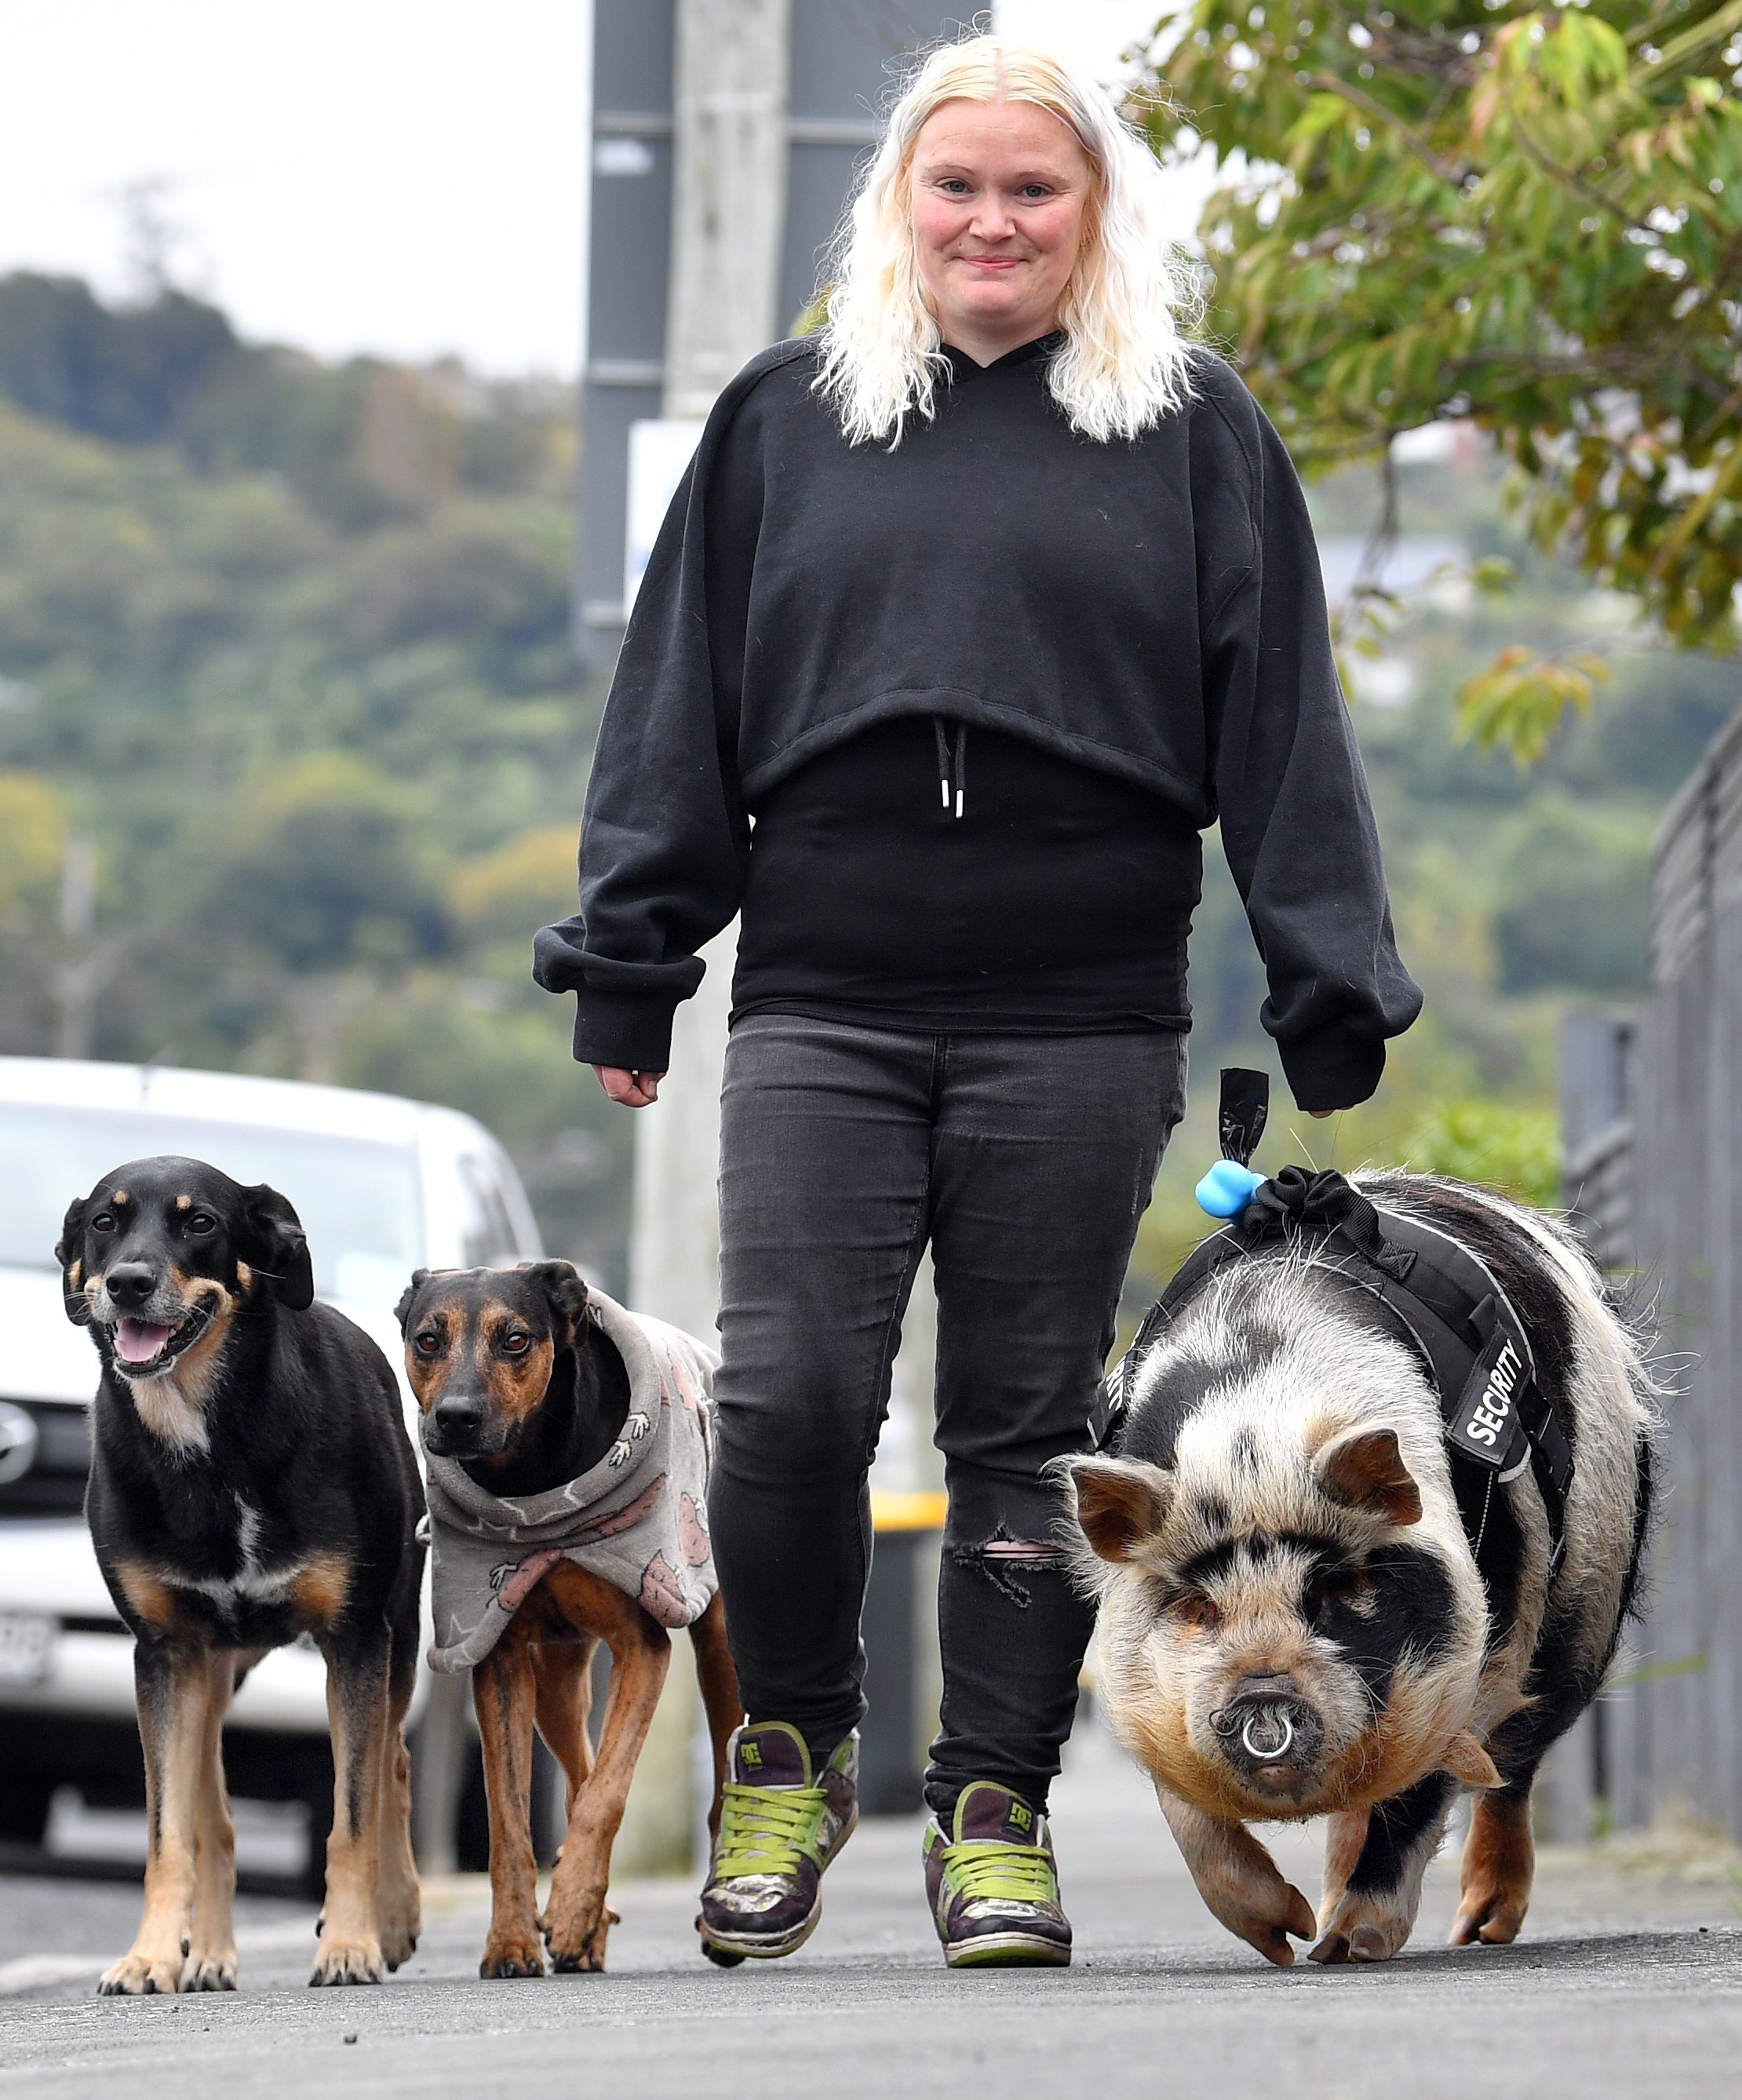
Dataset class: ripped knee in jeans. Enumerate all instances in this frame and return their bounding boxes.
[951,1523,1070,1608]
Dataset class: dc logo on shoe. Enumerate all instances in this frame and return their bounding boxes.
[1007,1801,1033,1834]
[742,1742,763,1768]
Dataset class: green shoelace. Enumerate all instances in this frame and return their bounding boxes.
[713,1781,828,1880]
[942,1840,1058,1906]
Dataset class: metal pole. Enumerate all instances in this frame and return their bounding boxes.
[612,0,792,1879]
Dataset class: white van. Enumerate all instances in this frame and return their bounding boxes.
[0,1055,542,1879]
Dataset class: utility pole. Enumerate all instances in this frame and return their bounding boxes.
[581,0,964,1879]
[663,1,792,420]
[614,0,794,1877]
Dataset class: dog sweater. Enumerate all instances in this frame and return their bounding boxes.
[422,1290,719,1673]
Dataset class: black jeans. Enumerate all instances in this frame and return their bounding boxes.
[709,1015,1186,1816]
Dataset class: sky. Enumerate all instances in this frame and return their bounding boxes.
[0,2,1197,377]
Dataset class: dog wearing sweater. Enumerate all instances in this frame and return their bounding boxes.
[397,1260,740,1978]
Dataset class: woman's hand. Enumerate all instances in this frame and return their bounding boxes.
[593,1066,665,1107]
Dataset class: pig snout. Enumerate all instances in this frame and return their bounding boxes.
[1211,1673,1325,1799]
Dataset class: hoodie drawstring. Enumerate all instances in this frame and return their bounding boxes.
[932,717,968,819]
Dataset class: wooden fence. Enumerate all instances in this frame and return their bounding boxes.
[1561,705,1742,1838]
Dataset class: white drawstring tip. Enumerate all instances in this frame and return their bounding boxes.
[940,780,950,811]
[954,789,964,819]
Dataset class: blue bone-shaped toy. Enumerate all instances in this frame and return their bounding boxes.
[1195,1159,1266,1217]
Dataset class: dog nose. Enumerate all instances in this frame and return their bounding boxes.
[105,1263,158,1307]
[432,1395,483,1444]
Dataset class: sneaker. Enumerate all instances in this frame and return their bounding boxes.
[696,1723,859,1964]
[922,1781,1073,1968]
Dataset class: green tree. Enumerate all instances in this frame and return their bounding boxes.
[0,274,240,444]
[1400,1098,1562,1203]
[1140,1,1742,758]
[205,753,449,977]
[0,770,65,1052]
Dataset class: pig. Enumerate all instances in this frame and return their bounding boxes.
[1062,1172,1656,1967]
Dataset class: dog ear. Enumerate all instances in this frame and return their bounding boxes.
[55,1196,92,1327]
[241,1184,315,1311]
[518,1259,590,1347]
[1066,1456,1175,1562]
[1314,1427,1423,1526]
[394,1270,432,1334]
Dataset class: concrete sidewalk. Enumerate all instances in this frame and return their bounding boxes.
[2,1718,1738,2097]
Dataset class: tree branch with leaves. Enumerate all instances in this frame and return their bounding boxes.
[1136,0,1742,760]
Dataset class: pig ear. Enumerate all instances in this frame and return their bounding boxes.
[1315,1426,1423,1526]
[1066,1456,1175,1562]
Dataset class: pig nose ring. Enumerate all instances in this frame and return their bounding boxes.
[1241,1708,1295,1762]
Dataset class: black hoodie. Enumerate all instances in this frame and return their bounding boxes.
[534,334,1421,1109]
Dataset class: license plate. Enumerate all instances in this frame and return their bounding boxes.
[0,1612,56,1686]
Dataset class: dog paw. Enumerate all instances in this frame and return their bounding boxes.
[377,1899,421,1973]
[1310,1894,1412,1965]
[544,1892,618,1974]
[308,1934,384,1986]
[97,1949,186,1996]
[180,1948,239,1992]
[548,1946,608,1974]
[479,1934,545,1980]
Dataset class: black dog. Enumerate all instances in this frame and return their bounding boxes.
[58,1156,425,1992]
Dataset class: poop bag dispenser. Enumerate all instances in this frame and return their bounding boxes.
[1196,1068,1270,1217]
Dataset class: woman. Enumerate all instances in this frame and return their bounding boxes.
[534,35,1419,1970]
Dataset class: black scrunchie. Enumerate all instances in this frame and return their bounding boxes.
[1238,1166,1414,1280]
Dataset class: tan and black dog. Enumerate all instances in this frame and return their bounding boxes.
[395,1260,740,1978]
[58,1157,425,1992]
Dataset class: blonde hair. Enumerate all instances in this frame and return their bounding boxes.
[814,35,1201,449]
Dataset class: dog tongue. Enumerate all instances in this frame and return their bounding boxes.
[116,1319,173,1364]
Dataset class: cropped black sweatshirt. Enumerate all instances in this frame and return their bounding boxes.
[534,334,1422,1110]
[731,711,1201,1037]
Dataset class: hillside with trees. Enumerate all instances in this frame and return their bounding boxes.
[0,272,626,1278]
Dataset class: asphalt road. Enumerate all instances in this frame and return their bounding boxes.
[2,1722,1737,2099]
